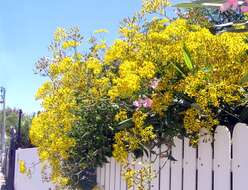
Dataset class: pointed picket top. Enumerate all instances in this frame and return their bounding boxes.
[198,128,212,190]
[96,167,101,186]
[120,164,127,190]
[183,138,196,190]
[109,157,116,190]
[100,165,105,189]
[214,125,231,190]
[115,161,121,190]
[159,144,170,190]
[232,123,248,190]
[105,158,111,190]
[171,137,183,190]
[134,156,143,190]
[150,146,160,190]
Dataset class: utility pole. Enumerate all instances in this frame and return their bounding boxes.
[0,87,6,163]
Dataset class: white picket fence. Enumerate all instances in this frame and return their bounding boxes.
[96,123,248,190]
[14,148,55,190]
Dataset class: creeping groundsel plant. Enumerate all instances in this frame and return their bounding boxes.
[31,0,248,189]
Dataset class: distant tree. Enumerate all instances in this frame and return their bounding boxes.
[0,107,33,148]
[19,114,33,148]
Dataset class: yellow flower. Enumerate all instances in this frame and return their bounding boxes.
[86,57,102,75]
[19,160,27,174]
[62,40,80,49]
[115,109,128,122]
[54,27,67,42]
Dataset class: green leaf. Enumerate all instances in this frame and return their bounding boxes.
[183,46,193,71]
[173,2,203,8]
[116,118,133,131]
[170,63,187,78]
[173,0,225,8]
[240,73,248,84]
[239,106,248,123]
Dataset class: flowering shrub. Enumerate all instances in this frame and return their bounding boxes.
[30,0,248,189]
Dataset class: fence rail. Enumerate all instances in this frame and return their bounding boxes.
[97,123,248,190]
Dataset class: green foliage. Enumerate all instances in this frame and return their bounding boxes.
[183,45,194,71]
[0,108,33,148]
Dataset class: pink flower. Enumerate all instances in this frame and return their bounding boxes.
[220,0,238,12]
[150,78,160,89]
[142,98,153,108]
[241,6,248,12]
[241,0,248,12]
[133,100,142,109]
[133,97,153,109]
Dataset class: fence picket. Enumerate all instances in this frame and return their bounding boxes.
[100,165,105,189]
[232,123,248,190]
[128,154,135,190]
[151,146,160,190]
[160,144,170,190]
[214,125,231,190]
[105,158,111,190]
[183,138,196,190]
[142,149,151,190]
[97,167,101,186]
[96,123,248,190]
[198,129,212,190]
[171,137,183,190]
[110,157,116,190]
[120,165,127,190]
[134,156,143,190]
[115,161,121,190]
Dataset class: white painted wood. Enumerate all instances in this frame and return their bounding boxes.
[214,126,231,190]
[128,154,135,190]
[183,138,196,190]
[110,157,116,190]
[142,149,153,190]
[14,148,55,190]
[171,137,183,190]
[198,128,212,190]
[100,165,105,189]
[105,158,111,190]
[120,165,127,190]
[150,146,160,190]
[232,123,248,190]
[115,161,121,190]
[94,123,248,190]
[160,144,170,190]
[134,156,143,190]
[97,167,101,186]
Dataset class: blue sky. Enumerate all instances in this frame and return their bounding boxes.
[0,0,143,114]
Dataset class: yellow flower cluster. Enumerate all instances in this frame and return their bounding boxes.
[106,18,248,136]
[62,40,80,49]
[115,109,128,122]
[141,0,170,15]
[184,107,219,134]
[123,161,155,189]
[113,111,156,163]
[32,8,248,188]
[31,46,108,186]
[19,160,27,174]
[54,27,67,42]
